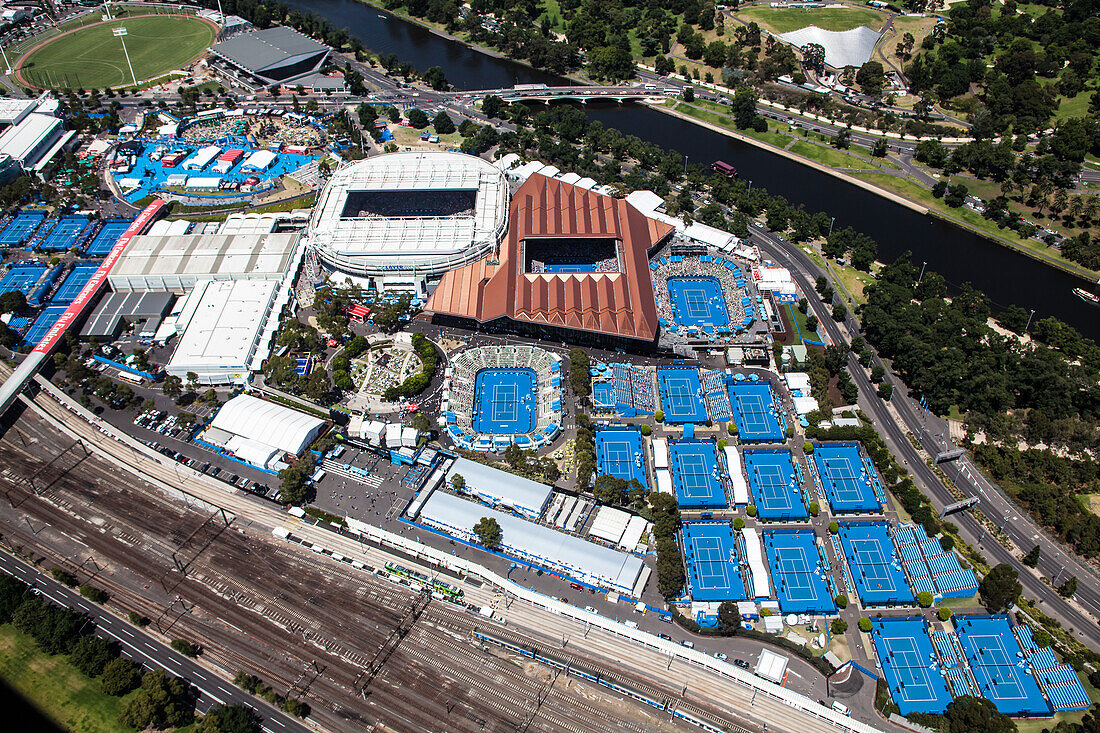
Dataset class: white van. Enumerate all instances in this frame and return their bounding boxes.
[831,701,850,716]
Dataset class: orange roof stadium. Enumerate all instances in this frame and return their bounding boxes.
[425,173,674,348]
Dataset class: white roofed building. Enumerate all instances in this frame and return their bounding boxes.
[210,393,326,460]
[443,457,551,521]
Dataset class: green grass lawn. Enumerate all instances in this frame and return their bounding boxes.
[787,303,821,343]
[20,15,215,89]
[1055,88,1091,121]
[0,624,138,733]
[670,100,794,147]
[788,140,868,169]
[732,6,887,34]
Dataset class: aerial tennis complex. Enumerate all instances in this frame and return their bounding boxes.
[728,381,785,441]
[681,522,747,602]
[836,521,914,606]
[762,529,835,614]
[441,345,562,452]
[656,365,708,423]
[669,439,727,509]
[742,448,808,521]
[595,426,648,485]
[811,442,882,514]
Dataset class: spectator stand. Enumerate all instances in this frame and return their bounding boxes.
[668,439,727,509]
[595,425,648,486]
[0,211,46,247]
[27,264,64,307]
[656,365,707,424]
[609,363,655,417]
[761,529,836,615]
[742,448,809,521]
[953,615,1051,717]
[650,250,757,345]
[701,368,732,422]
[681,521,748,603]
[809,442,882,514]
[892,523,977,600]
[869,616,954,716]
[728,379,786,442]
[836,521,915,607]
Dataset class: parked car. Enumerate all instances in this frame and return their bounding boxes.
[735,659,750,669]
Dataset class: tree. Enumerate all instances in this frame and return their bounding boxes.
[801,43,825,73]
[942,696,1016,733]
[171,638,200,657]
[858,617,872,632]
[0,291,26,314]
[917,591,933,608]
[937,607,952,621]
[828,521,839,534]
[197,703,262,733]
[100,657,142,696]
[69,634,116,677]
[421,66,449,91]
[809,501,820,516]
[1059,576,1077,597]
[979,563,1021,613]
[746,505,757,517]
[682,86,694,103]
[872,138,888,158]
[655,410,664,422]
[79,584,108,604]
[831,618,848,634]
[733,517,745,530]
[877,383,893,400]
[482,94,505,118]
[473,517,502,548]
[162,375,183,399]
[855,61,886,95]
[730,87,758,129]
[119,669,195,730]
[406,108,430,128]
[588,46,635,80]
[432,110,455,135]
[832,302,847,322]
[805,314,818,332]
[1022,544,1041,568]
[451,473,465,492]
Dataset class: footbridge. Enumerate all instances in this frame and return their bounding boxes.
[457,84,675,103]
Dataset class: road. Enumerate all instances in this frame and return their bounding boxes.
[751,227,1100,654]
[0,552,310,733]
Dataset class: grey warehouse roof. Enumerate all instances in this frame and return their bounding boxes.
[417,491,648,595]
[444,457,551,518]
[80,290,174,339]
[210,27,329,74]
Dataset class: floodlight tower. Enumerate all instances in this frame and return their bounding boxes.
[113,26,137,87]
[1,44,11,76]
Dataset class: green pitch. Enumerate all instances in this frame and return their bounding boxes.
[19,15,216,89]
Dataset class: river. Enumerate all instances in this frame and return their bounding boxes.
[289,0,1099,340]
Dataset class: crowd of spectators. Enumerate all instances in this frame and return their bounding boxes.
[526,239,620,274]
[651,251,751,333]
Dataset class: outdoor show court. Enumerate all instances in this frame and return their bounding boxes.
[667,276,730,329]
[472,368,537,434]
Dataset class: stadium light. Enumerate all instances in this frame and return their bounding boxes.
[0,44,10,76]
[113,26,137,87]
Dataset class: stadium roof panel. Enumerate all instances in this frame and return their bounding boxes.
[444,457,552,519]
[426,173,673,344]
[209,26,329,80]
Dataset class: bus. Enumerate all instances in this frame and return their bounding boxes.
[116,371,145,386]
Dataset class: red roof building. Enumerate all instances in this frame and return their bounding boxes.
[425,173,674,349]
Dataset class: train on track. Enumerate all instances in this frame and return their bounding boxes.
[473,629,744,733]
[384,561,464,601]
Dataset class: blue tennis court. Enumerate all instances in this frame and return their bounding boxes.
[37,215,92,252]
[763,529,835,614]
[813,442,881,513]
[669,439,727,509]
[743,448,808,521]
[955,615,1050,717]
[0,212,45,246]
[21,306,67,347]
[0,265,47,296]
[870,617,953,715]
[728,382,784,442]
[593,381,614,408]
[667,276,730,329]
[837,521,914,606]
[50,265,99,304]
[84,219,133,257]
[657,366,707,423]
[472,368,537,434]
[595,426,647,485]
[683,522,746,601]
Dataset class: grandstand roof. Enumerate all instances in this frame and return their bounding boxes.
[444,457,552,519]
[426,173,673,343]
[210,393,326,456]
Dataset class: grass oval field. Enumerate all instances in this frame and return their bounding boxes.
[18,14,216,89]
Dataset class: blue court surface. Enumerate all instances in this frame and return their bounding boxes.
[593,381,614,409]
[37,215,92,252]
[667,276,730,329]
[595,426,647,485]
[50,265,99,304]
[837,522,914,606]
[0,265,47,296]
[812,442,881,514]
[763,529,835,614]
[21,306,67,348]
[657,366,707,423]
[472,368,537,434]
[870,617,954,715]
[669,439,727,509]
[743,448,808,521]
[0,212,45,246]
[682,522,746,601]
[84,219,133,257]
[955,615,1050,717]
[728,382,785,442]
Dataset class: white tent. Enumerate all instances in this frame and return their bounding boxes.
[241,150,276,171]
[210,393,326,455]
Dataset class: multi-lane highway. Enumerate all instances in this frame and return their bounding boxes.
[752,226,1100,654]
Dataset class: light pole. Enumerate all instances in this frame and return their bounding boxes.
[113,27,137,88]
[828,216,835,236]
[917,261,927,284]
[0,44,11,76]
[1024,308,1035,333]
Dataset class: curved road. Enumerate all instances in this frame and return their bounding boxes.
[752,226,1100,653]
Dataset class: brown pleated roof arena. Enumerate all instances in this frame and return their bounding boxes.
[425,173,673,342]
